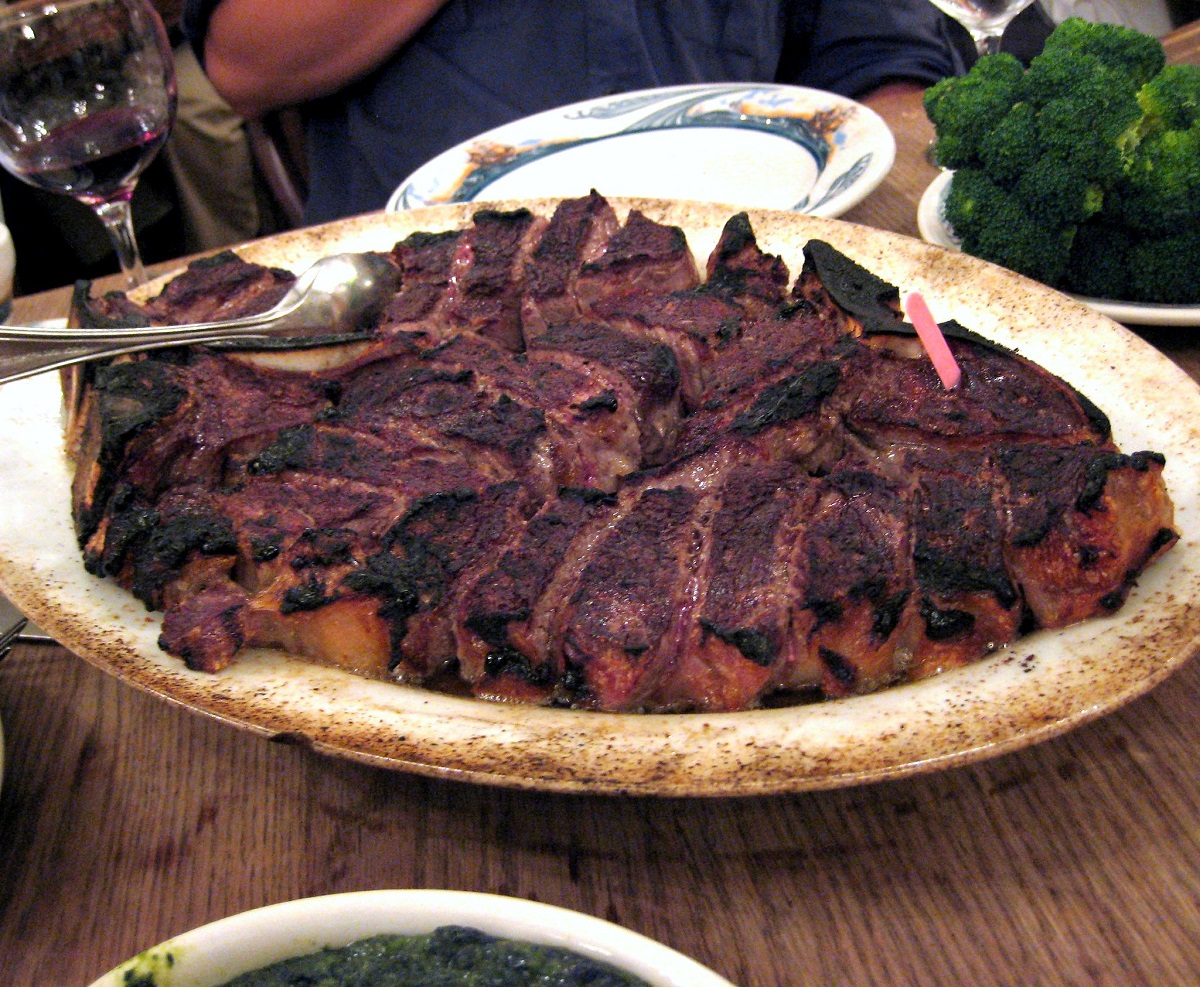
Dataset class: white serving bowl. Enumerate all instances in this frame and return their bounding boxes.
[86,889,736,987]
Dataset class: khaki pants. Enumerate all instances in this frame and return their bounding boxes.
[163,43,268,253]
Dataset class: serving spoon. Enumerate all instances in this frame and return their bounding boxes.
[0,251,402,386]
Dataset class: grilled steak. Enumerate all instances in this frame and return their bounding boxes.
[65,194,1179,712]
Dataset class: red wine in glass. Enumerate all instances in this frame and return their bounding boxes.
[0,0,177,287]
[6,106,170,203]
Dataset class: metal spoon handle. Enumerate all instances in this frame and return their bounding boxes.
[0,331,284,385]
[0,299,304,342]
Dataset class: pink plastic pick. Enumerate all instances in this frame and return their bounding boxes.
[904,291,961,390]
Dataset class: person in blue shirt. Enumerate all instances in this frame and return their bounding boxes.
[182,1,963,224]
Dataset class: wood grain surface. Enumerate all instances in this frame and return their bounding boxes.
[4,23,1200,986]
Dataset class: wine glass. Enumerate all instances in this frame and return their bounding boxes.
[0,0,177,287]
[926,0,1039,58]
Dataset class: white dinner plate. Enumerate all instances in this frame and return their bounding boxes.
[918,170,1200,327]
[388,83,895,217]
[1,199,1198,797]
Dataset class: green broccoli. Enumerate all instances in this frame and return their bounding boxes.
[977,100,1041,187]
[1138,63,1200,133]
[923,53,1025,169]
[1014,155,1105,226]
[1025,54,1142,186]
[1115,124,1200,237]
[1128,231,1200,304]
[1036,16,1165,87]
[925,17,1200,304]
[944,169,1076,287]
[1063,221,1134,301]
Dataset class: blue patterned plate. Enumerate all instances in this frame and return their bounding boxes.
[388,83,894,217]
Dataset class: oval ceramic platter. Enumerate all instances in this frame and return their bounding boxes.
[388,83,894,218]
[918,170,1200,327]
[1,198,1198,797]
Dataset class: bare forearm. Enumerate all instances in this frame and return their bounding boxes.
[203,0,450,117]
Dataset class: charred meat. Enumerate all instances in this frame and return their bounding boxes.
[66,195,1178,712]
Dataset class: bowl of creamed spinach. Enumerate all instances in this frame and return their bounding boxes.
[87,890,734,987]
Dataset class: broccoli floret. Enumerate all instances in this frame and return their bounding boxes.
[1127,231,1200,304]
[1014,155,1104,226]
[923,53,1025,169]
[978,101,1042,187]
[1062,221,1133,300]
[1115,125,1200,236]
[1037,16,1165,87]
[925,18,1200,303]
[944,169,1075,287]
[1024,52,1143,186]
[1138,63,1200,133]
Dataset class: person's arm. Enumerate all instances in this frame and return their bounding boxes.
[199,0,450,118]
[858,79,927,114]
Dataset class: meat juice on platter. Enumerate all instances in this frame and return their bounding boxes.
[64,192,1178,714]
[1,106,168,204]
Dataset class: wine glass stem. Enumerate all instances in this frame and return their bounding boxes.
[93,198,146,288]
[974,31,1003,58]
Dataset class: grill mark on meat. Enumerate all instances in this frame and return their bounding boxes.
[456,487,617,703]
[799,466,916,696]
[574,209,700,311]
[444,208,543,350]
[899,448,1023,678]
[521,189,620,338]
[996,444,1177,627]
[667,457,817,711]
[528,320,682,463]
[342,482,528,677]
[558,484,702,711]
[702,212,790,318]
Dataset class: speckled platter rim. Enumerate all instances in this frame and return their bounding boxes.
[1,198,1198,797]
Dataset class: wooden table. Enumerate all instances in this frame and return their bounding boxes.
[5,25,1200,987]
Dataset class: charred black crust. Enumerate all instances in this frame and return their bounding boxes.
[342,552,422,618]
[700,620,777,667]
[731,361,840,436]
[713,212,757,262]
[75,362,188,545]
[471,206,534,227]
[1076,452,1165,513]
[290,528,354,568]
[807,598,844,627]
[578,390,619,413]
[871,591,910,639]
[72,280,152,329]
[915,546,1018,609]
[919,599,976,640]
[1150,527,1179,554]
[465,611,527,648]
[398,229,462,252]
[483,645,553,686]
[95,361,187,451]
[126,512,238,605]
[248,425,314,475]
[802,240,902,335]
[557,486,618,506]
[280,575,335,614]
[1009,509,1063,548]
[820,646,857,687]
[250,534,283,562]
[1070,387,1112,444]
